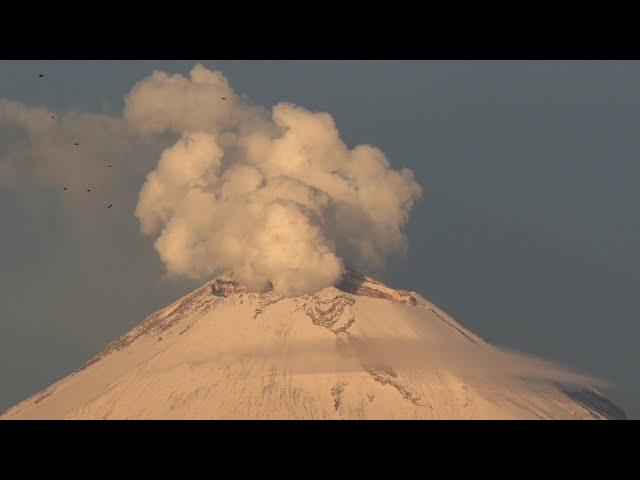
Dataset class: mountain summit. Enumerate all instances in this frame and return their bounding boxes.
[1,270,625,419]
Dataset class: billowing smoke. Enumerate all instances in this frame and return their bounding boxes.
[129,65,422,296]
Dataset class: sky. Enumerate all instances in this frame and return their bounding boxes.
[0,60,638,418]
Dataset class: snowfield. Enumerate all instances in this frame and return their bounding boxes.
[1,270,626,419]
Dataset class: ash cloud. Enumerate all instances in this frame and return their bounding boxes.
[129,65,422,296]
[0,99,157,192]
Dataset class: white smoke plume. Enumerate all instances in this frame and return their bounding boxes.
[129,65,422,296]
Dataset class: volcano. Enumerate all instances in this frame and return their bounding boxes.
[1,270,625,419]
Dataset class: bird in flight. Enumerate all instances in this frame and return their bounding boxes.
[38,74,44,78]
[74,142,80,146]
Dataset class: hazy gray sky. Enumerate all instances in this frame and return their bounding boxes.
[1,61,638,417]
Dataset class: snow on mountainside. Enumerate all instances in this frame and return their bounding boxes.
[1,269,626,419]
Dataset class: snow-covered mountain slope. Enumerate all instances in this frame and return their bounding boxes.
[1,270,626,419]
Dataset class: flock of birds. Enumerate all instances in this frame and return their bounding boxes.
[41,72,114,210]
[39,71,229,212]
